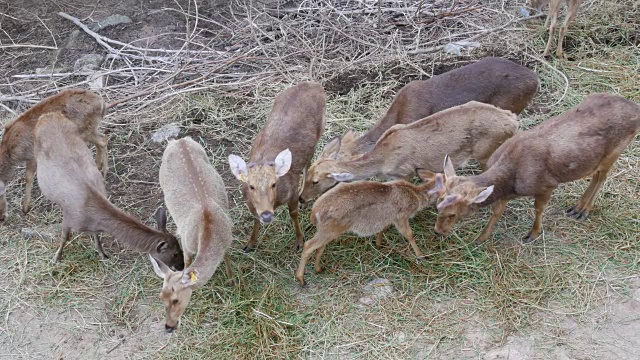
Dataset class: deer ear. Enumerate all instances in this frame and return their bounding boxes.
[416,169,436,182]
[329,172,354,182]
[443,154,456,180]
[471,185,494,204]
[156,241,169,253]
[274,149,292,177]
[228,154,248,182]
[321,136,341,160]
[341,130,356,144]
[437,194,462,212]
[155,207,168,232]
[427,173,446,197]
[149,254,170,279]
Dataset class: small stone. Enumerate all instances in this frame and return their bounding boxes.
[21,228,52,240]
[358,295,377,306]
[74,54,104,72]
[151,123,180,143]
[89,15,132,32]
[358,278,394,306]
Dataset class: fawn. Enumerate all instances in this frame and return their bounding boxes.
[530,0,583,57]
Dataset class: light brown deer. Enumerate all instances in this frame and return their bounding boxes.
[34,112,183,268]
[530,0,583,57]
[228,82,326,252]
[295,171,446,286]
[0,88,108,221]
[434,93,640,244]
[310,57,538,165]
[150,137,234,332]
[299,101,519,202]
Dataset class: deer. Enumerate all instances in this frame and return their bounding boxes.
[295,171,446,286]
[0,88,108,222]
[309,57,538,167]
[34,112,183,269]
[529,0,583,57]
[299,101,519,202]
[149,137,234,333]
[228,82,326,252]
[433,93,640,245]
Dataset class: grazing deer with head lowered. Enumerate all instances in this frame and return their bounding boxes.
[35,112,183,268]
[310,57,537,166]
[295,171,446,286]
[529,0,583,57]
[299,101,519,202]
[434,93,640,244]
[150,137,234,333]
[0,88,108,221]
[228,82,326,252]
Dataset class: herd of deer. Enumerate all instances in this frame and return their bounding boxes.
[2,56,638,332]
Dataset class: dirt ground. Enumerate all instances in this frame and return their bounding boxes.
[0,0,639,359]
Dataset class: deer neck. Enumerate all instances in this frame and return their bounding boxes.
[0,148,16,183]
[184,210,227,288]
[88,190,169,252]
[470,165,514,206]
[337,154,381,179]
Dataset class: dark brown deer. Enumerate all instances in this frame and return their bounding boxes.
[228,82,326,252]
[295,171,445,286]
[310,57,538,164]
[434,93,640,244]
[34,112,183,268]
[0,89,108,221]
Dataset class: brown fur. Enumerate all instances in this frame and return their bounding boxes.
[153,137,234,332]
[229,82,326,251]
[34,112,183,268]
[314,57,538,163]
[530,0,583,57]
[299,101,519,202]
[295,171,445,286]
[0,88,108,221]
[435,93,640,244]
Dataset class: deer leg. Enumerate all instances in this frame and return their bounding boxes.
[52,225,71,263]
[295,229,340,286]
[523,192,552,243]
[242,218,261,252]
[475,199,508,245]
[393,218,424,259]
[567,169,609,220]
[376,228,388,247]
[91,233,109,259]
[556,0,580,58]
[542,0,561,57]
[314,245,327,273]
[21,159,37,215]
[289,201,304,251]
[224,254,235,286]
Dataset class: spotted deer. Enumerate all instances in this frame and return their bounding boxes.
[308,57,537,168]
[149,137,234,332]
[530,0,583,57]
[34,112,183,268]
[295,171,445,286]
[434,93,640,244]
[0,89,108,221]
[299,101,519,202]
[228,82,326,252]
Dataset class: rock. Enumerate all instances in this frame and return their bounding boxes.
[358,278,393,306]
[87,74,104,90]
[151,123,180,143]
[89,15,132,32]
[74,54,104,72]
[21,228,53,240]
[443,41,481,56]
[35,66,70,74]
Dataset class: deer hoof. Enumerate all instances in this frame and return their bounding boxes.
[226,279,236,287]
[522,233,538,243]
[242,244,256,253]
[566,206,589,220]
[473,238,488,246]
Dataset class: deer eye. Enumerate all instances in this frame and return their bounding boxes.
[172,299,179,305]
[249,185,255,190]
[312,181,319,185]
[271,183,276,188]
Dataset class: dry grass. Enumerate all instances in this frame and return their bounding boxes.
[0,0,639,359]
